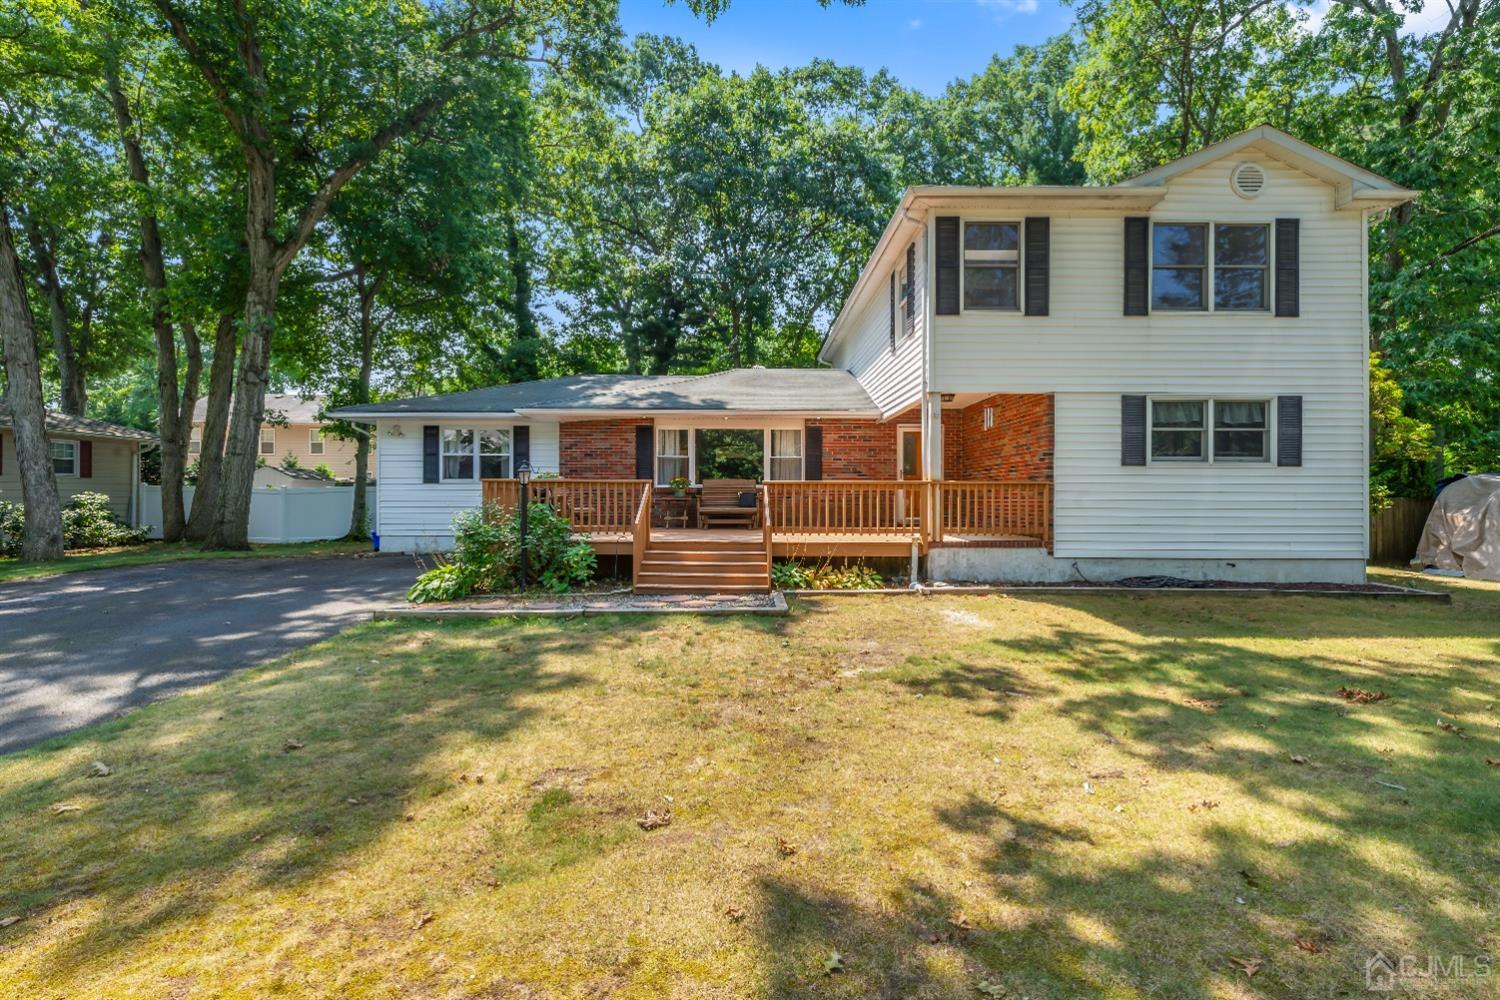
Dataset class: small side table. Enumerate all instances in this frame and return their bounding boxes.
[662,493,691,529]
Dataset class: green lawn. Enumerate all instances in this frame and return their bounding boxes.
[1,569,1496,998]
[0,538,371,584]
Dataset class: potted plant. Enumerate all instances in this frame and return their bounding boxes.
[670,476,690,498]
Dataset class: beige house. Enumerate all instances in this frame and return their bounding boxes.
[0,407,156,526]
[191,393,369,481]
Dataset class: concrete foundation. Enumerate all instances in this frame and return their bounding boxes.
[927,547,1367,585]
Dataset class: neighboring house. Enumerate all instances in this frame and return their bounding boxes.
[332,126,1416,588]
[191,393,370,481]
[0,407,156,526]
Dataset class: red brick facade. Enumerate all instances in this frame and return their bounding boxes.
[559,418,646,479]
[556,396,1051,485]
[949,394,1053,481]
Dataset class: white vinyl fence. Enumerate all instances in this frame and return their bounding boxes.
[138,484,375,543]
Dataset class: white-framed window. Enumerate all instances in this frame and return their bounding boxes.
[259,427,276,455]
[1152,223,1208,310]
[898,243,915,338]
[441,428,474,480]
[1150,398,1270,463]
[963,221,1020,310]
[982,406,995,431]
[308,428,325,455]
[768,429,803,481]
[52,440,78,476]
[478,428,511,479]
[657,428,689,485]
[189,428,202,455]
[1213,224,1269,310]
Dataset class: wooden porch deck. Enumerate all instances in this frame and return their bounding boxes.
[580,527,1044,558]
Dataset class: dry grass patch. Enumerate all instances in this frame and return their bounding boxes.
[0,569,1496,998]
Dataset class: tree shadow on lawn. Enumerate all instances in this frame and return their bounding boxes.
[872,595,1500,996]
[0,613,672,979]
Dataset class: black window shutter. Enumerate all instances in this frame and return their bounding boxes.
[888,273,896,352]
[804,425,823,481]
[79,440,93,478]
[635,424,653,480]
[513,425,530,472]
[1274,218,1300,317]
[1121,395,1147,465]
[422,425,440,483]
[935,216,960,315]
[1124,217,1149,316]
[1277,396,1303,466]
[1024,217,1050,316]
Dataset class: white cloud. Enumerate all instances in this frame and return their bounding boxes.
[908,17,923,30]
[1285,0,1460,37]
[978,0,1040,16]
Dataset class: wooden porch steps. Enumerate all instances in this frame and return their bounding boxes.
[634,538,771,594]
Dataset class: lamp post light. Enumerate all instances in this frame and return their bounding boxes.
[516,461,532,590]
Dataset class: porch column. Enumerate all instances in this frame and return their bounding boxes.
[921,392,943,480]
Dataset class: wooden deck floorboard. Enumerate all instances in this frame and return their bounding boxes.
[576,528,1043,558]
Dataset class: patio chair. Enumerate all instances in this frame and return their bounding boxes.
[697,478,759,529]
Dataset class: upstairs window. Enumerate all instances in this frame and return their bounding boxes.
[1214,224,1269,310]
[899,243,915,337]
[308,429,325,455]
[259,426,276,455]
[964,222,1019,310]
[1152,224,1207,310]
[189,428,202,455]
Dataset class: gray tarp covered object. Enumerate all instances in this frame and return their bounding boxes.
[1413,474,1500,581]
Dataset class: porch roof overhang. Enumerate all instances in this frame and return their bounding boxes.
[818,184,1169,363]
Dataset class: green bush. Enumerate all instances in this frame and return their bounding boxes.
[0,491,151,557]
[771,559,883,591]
[407,501,596,603]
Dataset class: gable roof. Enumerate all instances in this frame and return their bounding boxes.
[328,369,880,420]
[193,392,326,425]
[1117,124,1418,207]
[0,405,157,444]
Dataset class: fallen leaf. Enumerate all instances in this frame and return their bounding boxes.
[1088,769,1124,779]
[1486,759,1500,767]
[0,916,20,929]
[1294,937,1323,954]
[1337,686,1389,704]
[1228,956,1264,977]
[1185,698,1224,711]
[1188,800,1219,812]
[413,912,434,931]
[282,739,305,752]
[1290,754,1309,764]
[636,808,672,831]
[1437,719,1468,738]
[724,905,746,923]
[775,835,798,857]
[346,798,363,805]
[88,761,112,778]
[51,804,82,815]
[823,950,844,975]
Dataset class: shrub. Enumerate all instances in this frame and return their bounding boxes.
[407,501,596,603]
[772,559,883,590]
[0,491,151,557]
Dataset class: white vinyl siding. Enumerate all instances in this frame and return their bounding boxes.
[374,419,559,551]
[824,229,926,418]
[930,151,1368,562]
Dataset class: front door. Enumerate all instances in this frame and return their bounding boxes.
[897,426,922,480]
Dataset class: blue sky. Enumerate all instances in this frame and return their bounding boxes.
[618,0,1077,95]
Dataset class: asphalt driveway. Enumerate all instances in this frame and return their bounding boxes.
[0,554,423,755]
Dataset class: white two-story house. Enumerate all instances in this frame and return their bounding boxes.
[334,126,1416,590]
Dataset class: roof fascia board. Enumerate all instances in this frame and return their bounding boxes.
[517,407,883,420]
[330,410,523,421]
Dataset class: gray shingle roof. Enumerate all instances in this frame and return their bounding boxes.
[193,392,325,424]
[328,369,878,418]
[0,405,157,443]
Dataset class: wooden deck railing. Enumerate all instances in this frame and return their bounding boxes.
[764,481,927,535]
[632,482,652,583]
[482,478,649,532]
[937,481,1052,547]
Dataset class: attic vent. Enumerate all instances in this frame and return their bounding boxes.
[1231,162,1266,199]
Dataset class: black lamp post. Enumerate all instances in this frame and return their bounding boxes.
[516,460,532,590]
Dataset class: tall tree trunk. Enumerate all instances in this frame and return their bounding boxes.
[347,270,380,540]
[185,313,237,541]
[0,203,64,560]
[206,156,281,550]
[22,219,86,415]
[105,59,191,540]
